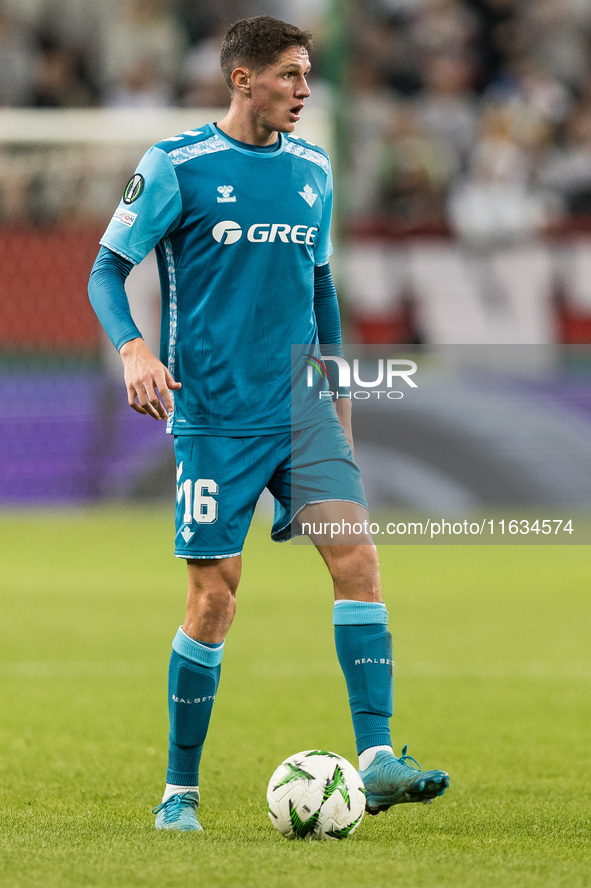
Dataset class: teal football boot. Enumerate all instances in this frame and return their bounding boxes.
[360,746,449,814]
[153,791,203,831]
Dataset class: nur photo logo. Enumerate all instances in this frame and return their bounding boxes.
[305,355,418,400]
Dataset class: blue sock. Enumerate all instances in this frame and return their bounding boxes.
[166,627,223,786]
[333,600,393,754]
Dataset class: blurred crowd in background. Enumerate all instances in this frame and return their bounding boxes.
[348,0,591,238]
[0,0,324,110]
[2,0,591,232]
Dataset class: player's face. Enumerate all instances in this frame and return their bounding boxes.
[249,46,312,136]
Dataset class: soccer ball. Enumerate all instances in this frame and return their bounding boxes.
[267,750,366,840]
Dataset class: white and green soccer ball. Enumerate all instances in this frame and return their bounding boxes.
[267,750,366,840]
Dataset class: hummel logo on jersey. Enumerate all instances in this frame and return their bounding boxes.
[299,184,318,207]
[212,220,318,246]
[217,185,236,203]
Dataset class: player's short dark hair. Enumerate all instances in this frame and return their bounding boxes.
[220,16,313,90]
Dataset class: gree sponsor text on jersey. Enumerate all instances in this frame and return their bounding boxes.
[212,220,318,246]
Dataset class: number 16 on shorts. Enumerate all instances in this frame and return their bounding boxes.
[177,461,219,525]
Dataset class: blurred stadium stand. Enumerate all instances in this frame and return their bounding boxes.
[1,0,591,507]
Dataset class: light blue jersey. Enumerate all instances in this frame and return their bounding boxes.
[100,122,334,435]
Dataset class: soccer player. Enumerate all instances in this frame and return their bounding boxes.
[88,15,449,831]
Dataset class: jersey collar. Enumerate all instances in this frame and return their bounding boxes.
[212,123,285,158]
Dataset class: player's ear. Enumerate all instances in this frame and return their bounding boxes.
[231,66,251,95]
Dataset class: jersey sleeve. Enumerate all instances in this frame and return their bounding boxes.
[100,146,183,265]
[314,262,342,349]
[314,161,334,267]
[88,245,140,352]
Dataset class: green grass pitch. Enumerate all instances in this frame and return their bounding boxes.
[0,508,589,888]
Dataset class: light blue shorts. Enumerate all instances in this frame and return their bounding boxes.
[173,417,367,559]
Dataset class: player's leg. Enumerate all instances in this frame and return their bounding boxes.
[270,421,449,812]
[155,556,240,831]
[270,424,395,774]
[303,502,394,756]
[155,433,267,831]
[303,501,450,814]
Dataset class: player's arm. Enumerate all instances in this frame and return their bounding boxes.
[89,145,183,419]
[88,245,180,420]
[313,261,353,450]
[332,392,353,451]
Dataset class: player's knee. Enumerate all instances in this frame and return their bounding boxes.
[332,541,379,575]
[192,581,236,611]
[185,557,240,626]
[329,543,381,600]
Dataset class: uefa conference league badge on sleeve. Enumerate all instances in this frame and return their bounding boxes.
[123,173,145,205]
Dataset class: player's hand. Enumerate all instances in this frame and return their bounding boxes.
[119,337,181,420]
[334,397,354,455]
